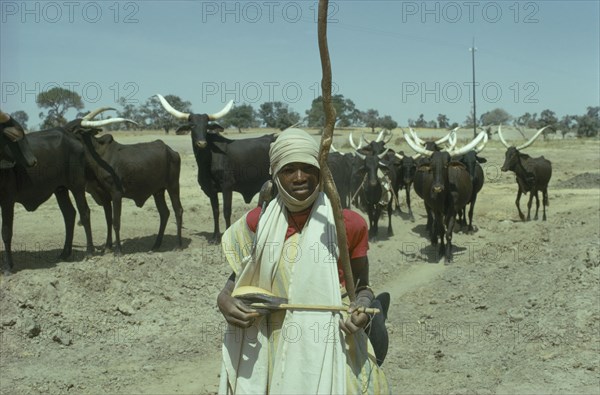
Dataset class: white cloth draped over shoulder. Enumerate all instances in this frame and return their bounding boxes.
[219,192,346,394]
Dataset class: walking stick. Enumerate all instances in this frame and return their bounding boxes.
[316,0,356,302]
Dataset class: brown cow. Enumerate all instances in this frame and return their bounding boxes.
[408,131,484,262]
[498,125,552,221]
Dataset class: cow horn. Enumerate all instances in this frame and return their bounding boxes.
[434,128,455,145]
[375,129,386,142]
[82,107,116,121]
[440,130,458,153]
[497,125,511,148]
[383,129,393,143]
[349,132,362,150]
[409,127,426,145]
[156,94,190,120]
[330,142,339,153]
[81,118,139,128]
[474,131,488,153]
[395,152,404,160]
[377,148,390,159]
[516,126,550,151]
[208,100,234,120]
[404,131,433,156]
[0,111,10,123]
[449,131,486,157]
[355,151,366,160]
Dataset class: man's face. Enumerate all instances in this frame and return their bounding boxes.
[277,162,320,201]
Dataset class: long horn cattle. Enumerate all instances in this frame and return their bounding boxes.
[157,94,275,243]
[391,150,417,219]
[449,130,488,232]
[408,129,458,232]
[353,149,396,240]
[498,125,552,221]
[407,130,476,263]
[0,110,37,168]
[0,114,108,273]
[66,109,183,255]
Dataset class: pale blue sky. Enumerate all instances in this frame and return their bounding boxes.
[1,0,598,129]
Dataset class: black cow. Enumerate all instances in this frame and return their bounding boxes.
[354,150,395,240]
[67,118,183,254]
[0,111,38,168]
[407,129,458,230]
[408,132,479,263]
[0,129,94,273]
[327,150,356,209]
[158,94,275,243]
[498,125,552,221]
[452,131,488,232]
[409,127,456,153]
[391,151,417,219]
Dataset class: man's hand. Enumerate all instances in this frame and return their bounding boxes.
[217,280,261,329]
[339,306,370,334]
[339,288,374,334]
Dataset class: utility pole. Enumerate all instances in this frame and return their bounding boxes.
[469,38,477,138]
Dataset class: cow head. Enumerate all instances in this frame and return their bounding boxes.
[450,130,488,181]
[156,94,232,150]
[355,129,393,156]
[498,124,549,172]
[0,111,37,167]
[408,127,457,152]
[396,153,417,187]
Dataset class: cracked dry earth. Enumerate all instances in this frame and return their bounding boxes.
[1,130,598,394]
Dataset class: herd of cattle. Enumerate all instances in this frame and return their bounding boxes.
[0,97,553,273]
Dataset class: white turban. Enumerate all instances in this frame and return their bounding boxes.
[269,128,321,212]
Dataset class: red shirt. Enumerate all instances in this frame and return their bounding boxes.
[245,206,369,286]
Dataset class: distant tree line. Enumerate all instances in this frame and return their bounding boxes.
[15,87,600,137]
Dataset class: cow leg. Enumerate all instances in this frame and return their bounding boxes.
[54,188,76,260]
[1,201,15,273]
[387,201,393,236]
[526,192,534,221]
[367,208,375,240]
[542,188,549,221]
[209,194,221,244]
[533,191,540,220]
[101,202,113,253]
[435,213,445,260]
[467,196,477,233]
[406,188,414,220]
[167,186,184,249]
[515,189,525,221]
[445,213,456,264]
[112,196,123,256]
[223,189,233,230]
[425,205,433,234]
[152,190,170,251]
[71,190,94,258]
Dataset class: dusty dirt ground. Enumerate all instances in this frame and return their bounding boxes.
[1,128,598,394]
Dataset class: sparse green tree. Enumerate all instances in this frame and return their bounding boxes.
[514,112,538,128]
[221,104,258,133]
[36,87,83,128]
[574,106,600,137]
[480,108,512,126]
[379,115,398,130]
[436,114,449,129]
[10,110,29,130]
[360,109,379,133]
[414,114,427,128]
[305,95,360,128]
[258,102,300,130]
[139,94,191,133]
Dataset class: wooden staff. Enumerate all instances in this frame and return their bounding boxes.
[316,0,356,302]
